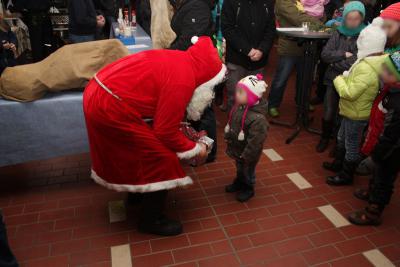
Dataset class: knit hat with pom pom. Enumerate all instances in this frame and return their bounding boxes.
[225,74,267,141]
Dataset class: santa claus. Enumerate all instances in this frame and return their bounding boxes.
[83,37,226,236]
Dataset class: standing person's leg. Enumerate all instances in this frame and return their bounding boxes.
[349,148,400,225]
[0,211,18,267]
[226,63,247,112]
[193,106,217,163]
[268,56,298,117]
[311,61,327,105]
[226,160,246,193]
[26,14,43,62]
[323,117,346,172]
[236,161,256,202]
[327,118,368,186]
[139,190,183,236]
[316,84,336,152]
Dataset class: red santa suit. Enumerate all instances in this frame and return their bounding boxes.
[83,37,226,193]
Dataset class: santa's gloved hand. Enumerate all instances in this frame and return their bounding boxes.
[356,157,376,176]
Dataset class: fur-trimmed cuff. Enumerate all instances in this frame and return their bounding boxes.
[176,143,201,159]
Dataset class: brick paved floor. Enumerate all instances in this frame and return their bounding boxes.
[1,51,399,267]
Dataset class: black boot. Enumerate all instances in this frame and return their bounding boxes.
[138,191,183,236]
[236,185,255,202]
[323,146,345,172]
[225,179,243,193]
[316,119,333,153]
[0,211,18,267]
[326,160,358,186]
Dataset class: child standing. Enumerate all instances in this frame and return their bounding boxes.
[224,74,268,202]
[348,51,400,226]
[326,18,387,186]
[317,1,366,153]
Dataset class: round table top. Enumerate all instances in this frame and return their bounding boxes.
[277,29,332,39]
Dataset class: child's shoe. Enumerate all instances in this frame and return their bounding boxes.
[225,180,242,193]
[236,187,254,202]
[326,160,357,186]
[348,204,382,226]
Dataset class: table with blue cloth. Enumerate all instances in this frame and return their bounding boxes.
[0,25,152,167]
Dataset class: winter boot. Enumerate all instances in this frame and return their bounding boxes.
[236,185,255,202]
[323,146,345,172]
[225,179,243,193]
[326,160,358,186]
[348,204,383,226]
[138,215,183,236]
[316,119,333,153]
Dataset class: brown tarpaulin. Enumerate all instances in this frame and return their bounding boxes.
[0,39,129,102]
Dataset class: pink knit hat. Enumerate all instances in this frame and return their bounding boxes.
[225,74,267,141]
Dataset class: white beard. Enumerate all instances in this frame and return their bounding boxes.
[186,64,227,121]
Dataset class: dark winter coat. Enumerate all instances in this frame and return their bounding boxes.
[170,0,214,51]
[221,0,275,70]
[321,30,358,85]
[225,100,268,163]
[368,86,400,163]
[69,0,98,36]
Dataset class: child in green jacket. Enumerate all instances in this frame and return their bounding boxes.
[325,18,387,186]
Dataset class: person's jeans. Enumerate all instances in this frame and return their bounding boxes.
[69,34,96,44]
[189,106,217,162]
[369,148,400,207]
[337,117,368,162]
[268,56,302,109]
[225,63,265,111]
[0,212,18,267]
[235,160,256,187]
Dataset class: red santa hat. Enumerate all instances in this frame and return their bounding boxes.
[380,2,400,21]
[186,37,227,121]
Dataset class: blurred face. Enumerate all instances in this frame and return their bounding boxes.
[345,11,363,29]
[235,86,248,105]
[380,64,399,84]
[383,19,400,38]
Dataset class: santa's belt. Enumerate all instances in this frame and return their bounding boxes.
[93,74,153,124]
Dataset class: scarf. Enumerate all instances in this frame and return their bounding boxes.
[337,23,366,37]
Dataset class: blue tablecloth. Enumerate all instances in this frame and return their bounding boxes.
[0,25,152,167]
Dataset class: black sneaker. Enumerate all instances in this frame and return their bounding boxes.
[138,215,183,236]
[236,189,255,202]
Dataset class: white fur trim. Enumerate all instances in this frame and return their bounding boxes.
[176,143,202,159]
[91,170,193,193]
[187,64,227,121]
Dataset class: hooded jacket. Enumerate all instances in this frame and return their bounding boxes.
[225,100,268,163]
[170,0,214,51]
[334,55,387,121]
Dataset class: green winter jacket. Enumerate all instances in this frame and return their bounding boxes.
[225,100,268,163]
[334,55,387,121]
[275,0,322,56]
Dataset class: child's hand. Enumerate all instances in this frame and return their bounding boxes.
[96,15,106,28]
[2,42,11,50]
